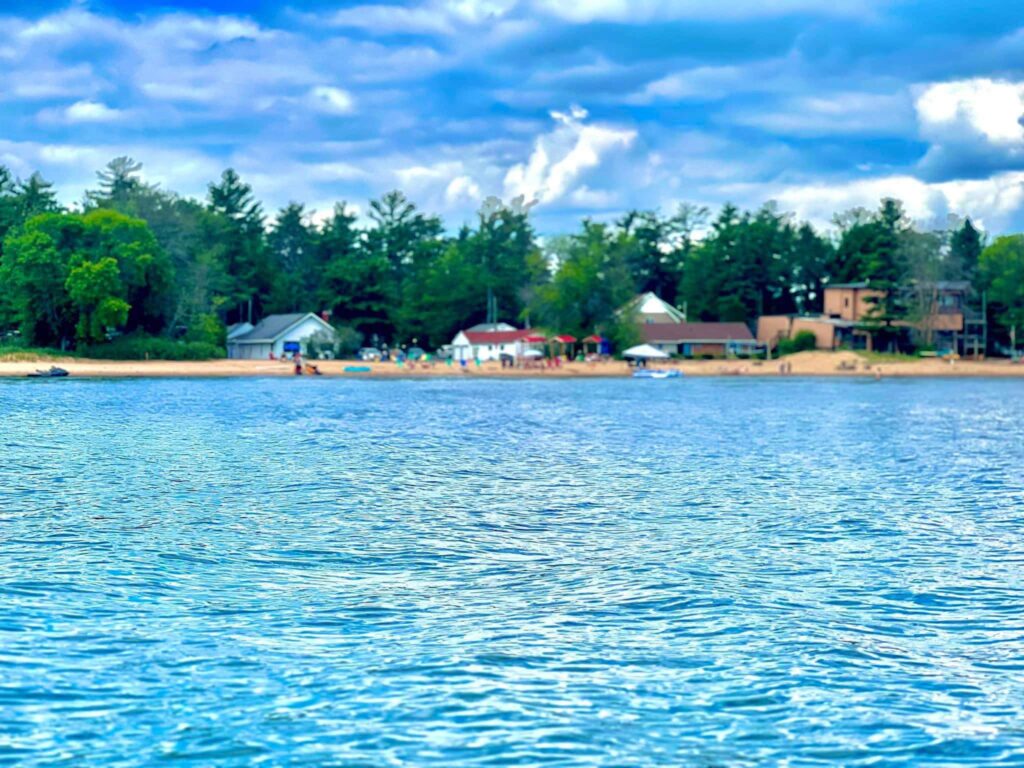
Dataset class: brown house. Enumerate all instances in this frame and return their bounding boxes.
[823,282,885,322]
[757,314,865,351]
[758,281,985,354]
[642,322,758,358]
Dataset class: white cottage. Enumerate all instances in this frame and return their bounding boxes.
[227,313,335,360]
[449,327,542,362]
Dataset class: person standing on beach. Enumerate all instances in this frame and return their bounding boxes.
[294,351,303,375]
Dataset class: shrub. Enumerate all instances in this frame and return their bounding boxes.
[82,334,225,360]
[777,330,818,356]
[0,343,77,362]
[185,314,227,347]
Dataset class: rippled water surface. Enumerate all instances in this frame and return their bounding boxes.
[2,377,1024,766]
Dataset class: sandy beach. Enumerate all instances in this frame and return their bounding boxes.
[3,350,1024,379]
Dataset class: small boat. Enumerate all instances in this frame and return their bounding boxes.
[343,365,372,374]
[27,366,70,379]
[633,369,681,379]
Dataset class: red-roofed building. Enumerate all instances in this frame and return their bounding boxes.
[450,327,543,361]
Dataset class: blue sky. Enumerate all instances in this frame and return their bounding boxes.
[2,1,1024,233]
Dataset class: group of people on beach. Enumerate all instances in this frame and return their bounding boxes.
[286,351,320,376]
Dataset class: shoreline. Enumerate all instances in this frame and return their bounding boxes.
[3,351,1024,379]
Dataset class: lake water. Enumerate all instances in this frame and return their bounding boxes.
[2,377,1024,766]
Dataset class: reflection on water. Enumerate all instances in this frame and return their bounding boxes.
[1,377,1023,766]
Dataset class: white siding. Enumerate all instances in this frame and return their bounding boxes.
[271,316,332,357]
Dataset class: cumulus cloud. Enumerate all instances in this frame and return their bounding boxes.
[63,100,124,123]
[391,161,488,213]
[309,86,356,115]
[504,106,636,204]
[5,2,1024,234]
[446,175,483,204]
[914,78,1024,181]
[917,79,1024,144]
[765,172,1024,232]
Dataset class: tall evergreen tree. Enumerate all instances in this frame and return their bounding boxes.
[861,198,910,350]
[206,169,267,324]
[86,157,146,209]
[317,203,391,343]
[267,203,316,313]
[949,217,983,283]
[789,223,834,314]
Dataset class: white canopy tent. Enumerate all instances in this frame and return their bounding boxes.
[622,344,670,359]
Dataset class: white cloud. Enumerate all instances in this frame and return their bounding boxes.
[763,172,1024,232]
[504,106,636,204]
[0,139,220,203]
[912,78,1024,181]
[629,66,744,103]
[323,0,517,34]
[446,175,482,203]
[530,0,880,23]
[916,78,1024,145]
[390,161,488,212]
[64,100,124,123]
[568,185,619,207]
[321,0,881,29]
[1,64,103,101]
[142,14,265,50]
[307,162,367,181]
[309,86,356,115]
[732,91,915,136]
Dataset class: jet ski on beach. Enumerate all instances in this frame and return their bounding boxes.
[26,366,70,378]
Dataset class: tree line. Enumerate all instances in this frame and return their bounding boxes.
[2,157,1023,356]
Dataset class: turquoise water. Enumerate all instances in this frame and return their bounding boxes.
[2,377,1024,766]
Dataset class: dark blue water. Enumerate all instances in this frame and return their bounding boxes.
[2,378,1023,766]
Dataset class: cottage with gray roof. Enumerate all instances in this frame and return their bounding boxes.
[226,313,335,360]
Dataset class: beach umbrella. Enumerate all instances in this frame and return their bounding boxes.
[523,349,544,358]
[622,344,669,359]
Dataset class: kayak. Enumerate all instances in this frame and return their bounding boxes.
[27,366,70,378]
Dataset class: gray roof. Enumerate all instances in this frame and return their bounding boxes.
[230,313,328,343]
[226,322,254,340]
[825,282,870,289]
[467,322,517,332]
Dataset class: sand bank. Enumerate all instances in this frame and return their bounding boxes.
[3,350,1024,379]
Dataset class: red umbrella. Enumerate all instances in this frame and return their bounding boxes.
[523,334,547,344]
[583,334,604,343]
[550,334,577,343]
